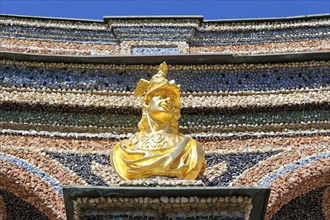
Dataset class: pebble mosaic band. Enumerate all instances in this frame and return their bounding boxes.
[258,151,330,186]
[0,153,63,194]
[0,161,65,219]
[73,195,252,220]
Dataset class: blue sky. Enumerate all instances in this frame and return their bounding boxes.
[1,0,329,20]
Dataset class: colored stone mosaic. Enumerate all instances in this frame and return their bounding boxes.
[0,194,6,220]
[322,187,330,220]
[190,39,330,55]
[0,23,116,43]
[0,14,329,220]
[131,46,179,55]
[271,187,326,220]
[74,195,252,220]
[1,14,329,55]
[2,88,329,112]
[265,158,329,219]
[1,60,329,92]
[206,151,280,186]
[0,161,65,219]
[117,177,205,187]
[120,41,188,55]
[0,107,328,135]
[1,131,329,219]
[0,38,120,56]
[46,152,109,186]
[0,189,48,220]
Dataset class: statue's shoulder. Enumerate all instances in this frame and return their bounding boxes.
[180,134,202,145]
[124,132,145,145]
[116,133,140,147]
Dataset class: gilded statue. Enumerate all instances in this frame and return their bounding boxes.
[110,62,206,180]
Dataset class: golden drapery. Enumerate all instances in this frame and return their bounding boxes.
[110,132,206,180]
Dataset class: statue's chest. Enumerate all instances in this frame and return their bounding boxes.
[132,134,182,149]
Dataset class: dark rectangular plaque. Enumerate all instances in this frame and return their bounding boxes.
[63,186,270,220]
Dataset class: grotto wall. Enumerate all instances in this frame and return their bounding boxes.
[0,14,329,219]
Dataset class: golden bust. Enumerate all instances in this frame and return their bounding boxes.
[110,62,206,180]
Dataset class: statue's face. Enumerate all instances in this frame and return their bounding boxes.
[146,91,174,122]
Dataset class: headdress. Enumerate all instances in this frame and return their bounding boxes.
[133,62,180,108]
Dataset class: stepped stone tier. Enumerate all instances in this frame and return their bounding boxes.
[0,14,330,219]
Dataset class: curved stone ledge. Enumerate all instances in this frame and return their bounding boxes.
[1,51,330,65]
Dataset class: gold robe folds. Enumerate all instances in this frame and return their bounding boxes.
[110,132,206,180]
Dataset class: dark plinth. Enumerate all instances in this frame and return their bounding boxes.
[63,186,270,220]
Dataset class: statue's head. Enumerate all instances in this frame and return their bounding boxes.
[133,62,181,133]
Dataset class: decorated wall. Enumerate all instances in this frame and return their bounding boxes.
[0,14,329,220]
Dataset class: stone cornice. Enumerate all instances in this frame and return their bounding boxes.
[1,51,329,65]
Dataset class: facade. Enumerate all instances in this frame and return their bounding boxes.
[0,14,329,219]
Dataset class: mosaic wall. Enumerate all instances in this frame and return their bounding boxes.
[0,14,329,55]
[0,189,48,220]
[0,14,329,220]
[0,58,329,219]
[69,188,253,220]
[271,187,329,220]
